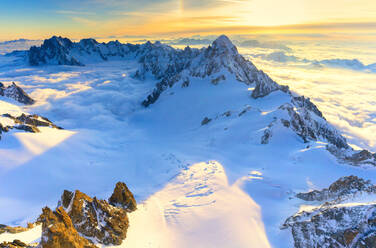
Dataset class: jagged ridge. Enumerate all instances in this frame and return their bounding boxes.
[25,35,376,166]
[0,82,34,105]
[283,176,376,248]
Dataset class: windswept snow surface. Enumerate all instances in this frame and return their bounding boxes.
[0,46,375,248]
[0,225,41,245]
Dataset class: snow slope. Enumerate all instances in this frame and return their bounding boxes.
[0,36,375,248]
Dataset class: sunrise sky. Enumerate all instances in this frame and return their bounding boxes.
[1,0,376,41]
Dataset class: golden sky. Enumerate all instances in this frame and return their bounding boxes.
[0,0,375,40]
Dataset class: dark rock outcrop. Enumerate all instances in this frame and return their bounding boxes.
[29,36,82,66]
[0,183,135,248]
[38,207,97,248]
[58,189,129,245]
[28,36,138,66]
[251,72,288,99]
[292,96,324,119]
[283,176,376,248]
[201,117,212,125]
[0,225,29,235]
[109,182,137,212]
[0,82,34,105]
[0,239,30,248]
[12,113,62,129]
[0,113,63,140]
[284,203,376,248]
[278,102,349,149]
[296,176,376,202]
[328,146,376,167]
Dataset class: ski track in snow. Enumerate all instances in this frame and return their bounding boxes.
[0,54,375,247]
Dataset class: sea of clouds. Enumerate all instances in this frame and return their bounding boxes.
[1,37,375,152]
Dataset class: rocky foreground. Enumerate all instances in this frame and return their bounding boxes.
[0,182,136,248]
[283,176,376,248]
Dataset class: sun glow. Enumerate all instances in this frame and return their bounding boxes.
[1,0,376,40]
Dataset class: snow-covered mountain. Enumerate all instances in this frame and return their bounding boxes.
[0,82,35,105]
[283,176,376,248]
[0,35,376,248]
[26,35,375,166]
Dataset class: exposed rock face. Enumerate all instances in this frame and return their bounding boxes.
[58,189,129,246]
[283,176,376,248]
[0,223,36,247]
[29,36,82,66]
[255,92,376,166]
[296,176,376,202]
[26,35,288,106]
[11,113,62,129]
[0,113,62,140]
[328,146,376,166]
[284,203,376,248]
[251,72,288,99]
[0,225,29,235]
[0,239,30,248]
[261,118,276,144]
[278,102,349,149]
[141,35,289,106]
[0,82,34,105]
[36,182,136,247]
[108,182,137,212]
[211,75,226,85]
[28,36,138,66]
[1,183,135,248]
[201,117,212,125]
[39,207,97,248]
[292,96,324,119]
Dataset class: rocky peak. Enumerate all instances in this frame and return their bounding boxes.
[45,36,74,50]
[79,38,99,48]
[0,112,62,140]
[141,35,288,106]
[292,96,324,119]
[0,239,30,248]
[0,182,137,247]
[328,145,376,167]
[39,207,97,248]
[283,176,376,248]
[0,82,35,105]
[296,175,376,202]
[29,36,82,66]
[211,35,238,55]
[78,38,107,61]
[58,189,129,245]
[108,182,137,212]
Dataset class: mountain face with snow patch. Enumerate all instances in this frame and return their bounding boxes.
[283,176,376,248]
[0,82,34,105]
[28,36,140,66]
[0,112,62,140]
[24,35,371,161]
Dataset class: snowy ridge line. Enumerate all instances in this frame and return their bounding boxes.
[0,82,35,105]
[22,35,286,105]
[283,176,376,248]
[20,35,376,166]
